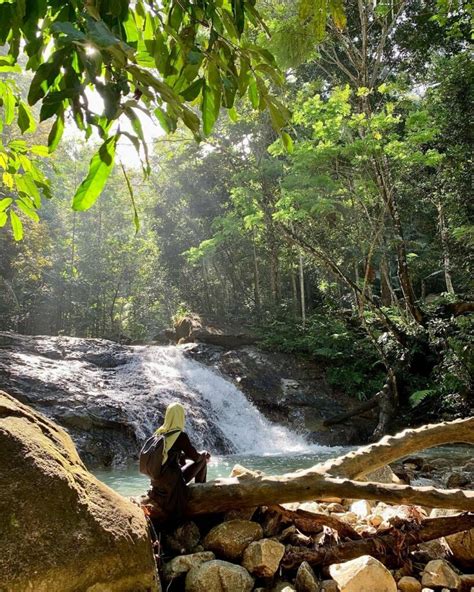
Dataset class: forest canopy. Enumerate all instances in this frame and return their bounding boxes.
[0,0,472,432]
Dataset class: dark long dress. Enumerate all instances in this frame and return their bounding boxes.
[149,431,207,521]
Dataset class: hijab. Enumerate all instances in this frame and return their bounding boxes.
[156,402,185,464]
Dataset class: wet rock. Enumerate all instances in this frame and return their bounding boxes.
[241,538,285,577]
[0,391,159,592]
[165,521,201,554]
[329,555,397,592]
[203,520,263,561]
[185,559,253,592]
[397,576,422,592]
[421,560,461,589]
[163,551,215,581]
[295,561,320,592]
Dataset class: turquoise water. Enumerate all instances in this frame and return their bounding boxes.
[93,448,348,497]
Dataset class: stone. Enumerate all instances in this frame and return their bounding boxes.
[430,508,474,569]
[224,507,257,521]
[397,576,422,592]
[0,390,159,592]
[185,559,254,592]
[327,502,345,513]
[299,501,324,514]
[165,521,201,554]
[295,561,320,592]
[273,583,297,592]
[350,499,372,519]
[320,581,338,592]
[421,560,461,589]
[365,465,403,484]
[241,538,285,577]
[203,520,263,561]
[163,552,215,581]
[446,472,470,488]
[329,555,397,592]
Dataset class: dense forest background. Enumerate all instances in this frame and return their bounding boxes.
[0,1,472,426]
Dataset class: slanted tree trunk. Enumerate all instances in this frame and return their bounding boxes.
[142,418,474,520]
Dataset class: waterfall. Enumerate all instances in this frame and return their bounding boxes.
[1,334,328,465]
[117,346,314,455]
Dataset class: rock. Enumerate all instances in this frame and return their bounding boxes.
[299,501,325,514]
[175,314,203,342]
[273,583,297,592]
[0,390,159,592]
[163,552,215,581]
[446,472,470,488]
[320,581,338,592]
[329,555,397,592]
[350,500,372,519]
[295,561,320,592]
[185,560,253,592]
[223,507,257,521]
[327,502,345,513]
[430,509,474,569]
[242,538,285,578]
[165,521,201,554]
[230,464,264,479]
[397,576,422,592]
[203,520,263,561]
[365,465,403,484]
[421,560,461,589]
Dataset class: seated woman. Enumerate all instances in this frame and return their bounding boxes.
[149,402,210,521]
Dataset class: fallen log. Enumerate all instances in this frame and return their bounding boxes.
[142,418,474,519]
[268,505,362,540]
[320,416,474,479]
[282,513,474,569]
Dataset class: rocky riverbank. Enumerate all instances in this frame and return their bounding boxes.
[152,463,473,592]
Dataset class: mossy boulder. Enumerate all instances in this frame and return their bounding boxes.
[0,390,159,592]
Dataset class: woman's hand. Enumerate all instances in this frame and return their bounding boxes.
[201,450,211,463]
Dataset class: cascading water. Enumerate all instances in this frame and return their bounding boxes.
[0,334,329,468]
[117,345,314,456]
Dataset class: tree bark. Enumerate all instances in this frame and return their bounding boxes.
[282,513,474,569]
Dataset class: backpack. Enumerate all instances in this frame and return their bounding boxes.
[139,429,181,480]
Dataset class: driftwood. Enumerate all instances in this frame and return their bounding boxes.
[282,513,474,569]
[142,418,474,520]
[269,505,362,540]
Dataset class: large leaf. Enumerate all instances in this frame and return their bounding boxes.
[72,134,118,211]
[18,100,36,132]
[9,209,23,241]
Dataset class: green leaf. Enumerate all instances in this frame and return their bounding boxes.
[16,198,40,222]
[48,109,65,152]
[0,211,7,227]
[9,209,23,241]
[0,197,12,211]
[281,131,294,153]
[72,134,118,211]
[51,21,87,43]
[87,18,119,48]
[202,84,219,136]
[3,87,15,125]
[18,100,36,133]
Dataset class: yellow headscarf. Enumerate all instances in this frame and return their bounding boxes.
[156,402,185,465]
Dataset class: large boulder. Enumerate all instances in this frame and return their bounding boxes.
[185,559,254,592]
[421,559,461,589]
[0,391,159,592]
[241,538,285,577]
[203,519,263,561]
[329,555,397,592]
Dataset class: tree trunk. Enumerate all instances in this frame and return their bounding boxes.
[299,253,306,329]
[283,513,474,569]
[437,201,455,294]
[142,418,474,520]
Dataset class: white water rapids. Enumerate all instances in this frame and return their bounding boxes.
[110,345,320,456]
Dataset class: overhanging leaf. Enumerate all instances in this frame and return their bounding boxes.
[72,134,118,211]
[9,209,23,240]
